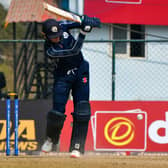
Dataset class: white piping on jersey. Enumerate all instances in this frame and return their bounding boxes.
[46,31,85,58]
[46,40,80,58]
[59,21,78,26]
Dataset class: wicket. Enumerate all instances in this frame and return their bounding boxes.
[6,93,19,156]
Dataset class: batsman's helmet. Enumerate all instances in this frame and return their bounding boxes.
[42,19,63,39]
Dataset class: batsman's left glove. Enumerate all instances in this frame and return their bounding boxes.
[81,15,101,32]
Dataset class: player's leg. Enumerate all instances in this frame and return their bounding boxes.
[42,110,67,152]
[70,101,91,157]
[70,61,91,157]
[41,76,71,152]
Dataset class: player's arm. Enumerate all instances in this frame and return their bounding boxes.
[46,16,101,58]
[60,15,101,30]
[46,30,86,58]
[60,20,81,29]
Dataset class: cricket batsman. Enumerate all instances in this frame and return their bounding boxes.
[41,15,101,158]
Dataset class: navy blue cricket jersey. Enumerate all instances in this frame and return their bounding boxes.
[45,21,86,73]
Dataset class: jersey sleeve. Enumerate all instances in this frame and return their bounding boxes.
[46,31,86,58]
[60,20,81,30]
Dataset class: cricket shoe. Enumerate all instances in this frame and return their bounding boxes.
[70,150,80,158]
[41,138,53,153]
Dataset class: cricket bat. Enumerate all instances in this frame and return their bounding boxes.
[43,2,82,23]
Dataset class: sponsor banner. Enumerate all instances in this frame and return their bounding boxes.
[0,99,52,152]
[60,101,168,152]
[84,0,168,25]
[93,110,147,151]
[1,100,168,152]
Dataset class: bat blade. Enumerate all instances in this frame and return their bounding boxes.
[43,2,82,23]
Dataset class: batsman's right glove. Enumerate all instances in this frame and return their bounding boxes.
[81,15,101,32]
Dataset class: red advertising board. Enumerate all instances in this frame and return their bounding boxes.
[60,101,168,152]
[93,110,147,151]
[84,0,168,25]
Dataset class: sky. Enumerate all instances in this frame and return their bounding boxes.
[0,0,11,8]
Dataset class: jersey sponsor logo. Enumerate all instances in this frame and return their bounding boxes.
[82,77,88,83]
[63,32,69,39]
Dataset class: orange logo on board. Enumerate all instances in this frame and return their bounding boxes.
[104,117,135,146]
